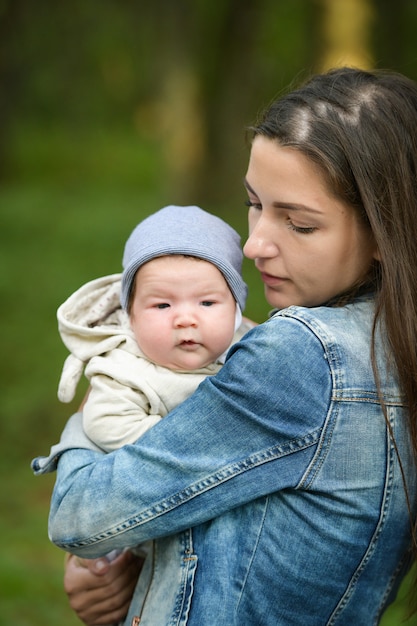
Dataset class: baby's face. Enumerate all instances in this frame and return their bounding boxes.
[129,255,236,370]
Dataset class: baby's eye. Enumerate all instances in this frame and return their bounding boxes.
[155,303,170,309]
[201,301,215,307]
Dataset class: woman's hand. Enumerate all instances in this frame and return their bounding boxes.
[64,550,143,625]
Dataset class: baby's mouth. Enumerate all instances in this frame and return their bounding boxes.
[179,340,200,350]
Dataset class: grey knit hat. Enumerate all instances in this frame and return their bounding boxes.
[121,205,247,311]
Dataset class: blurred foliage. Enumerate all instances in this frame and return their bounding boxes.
[2,0,417,623]
[1,0,318,203]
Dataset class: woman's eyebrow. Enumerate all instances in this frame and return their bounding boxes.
[244,178,323,215]
[272,201,323,215]
[243,178,256,195]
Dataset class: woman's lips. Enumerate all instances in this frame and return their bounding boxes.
[260,272,287,287]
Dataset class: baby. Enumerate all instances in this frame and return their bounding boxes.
[57,205,251,452]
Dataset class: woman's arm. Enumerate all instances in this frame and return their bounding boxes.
[49,318,331,556]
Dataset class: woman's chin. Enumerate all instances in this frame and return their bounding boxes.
[264,287,294,310]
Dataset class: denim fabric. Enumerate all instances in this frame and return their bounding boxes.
[45,298,416,625]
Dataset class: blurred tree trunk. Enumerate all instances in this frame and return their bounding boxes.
[193,0,266,206]
[135,0,321,207]
[134,0,267,206]
[316,0,375,70]
[0,0,23,179]
[373,0,409,71]
[147,1,206,204]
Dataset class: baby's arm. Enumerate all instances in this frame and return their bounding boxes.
[83,374,163,452]
[83,351,165,452]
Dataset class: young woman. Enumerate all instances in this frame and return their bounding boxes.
[40,67,417,624]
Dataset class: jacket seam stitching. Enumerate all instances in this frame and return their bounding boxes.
[55,433,321,549]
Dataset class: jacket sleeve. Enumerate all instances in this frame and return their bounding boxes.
[48,316,332,557]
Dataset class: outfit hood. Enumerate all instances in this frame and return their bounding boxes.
[120,205,248,312]
[57,274,131,403]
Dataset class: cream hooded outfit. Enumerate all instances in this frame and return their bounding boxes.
[58,205,249,453]
[58,273,252,452]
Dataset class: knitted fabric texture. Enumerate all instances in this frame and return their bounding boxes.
[120,205,248,311]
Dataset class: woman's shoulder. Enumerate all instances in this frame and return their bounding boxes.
[257,298,394,397]
[238,298,376,380]
[269,298,375,341]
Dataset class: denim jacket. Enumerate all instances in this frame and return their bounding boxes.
[36,298,417,625]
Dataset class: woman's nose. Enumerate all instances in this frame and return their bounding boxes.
[243,220,279,259]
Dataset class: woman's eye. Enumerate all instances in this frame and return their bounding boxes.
[288,220,316,234]
[244,199,262,210]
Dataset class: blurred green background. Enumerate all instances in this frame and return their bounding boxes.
[2,0,417,623]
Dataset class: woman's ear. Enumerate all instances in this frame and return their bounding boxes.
[373,247,381,262]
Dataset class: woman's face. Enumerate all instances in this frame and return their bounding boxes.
[243,137,378,309]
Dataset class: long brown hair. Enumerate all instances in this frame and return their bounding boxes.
[252,66,417,603]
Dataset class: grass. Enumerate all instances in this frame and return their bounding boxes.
[0,466,80,626]
[1,127,416,624]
